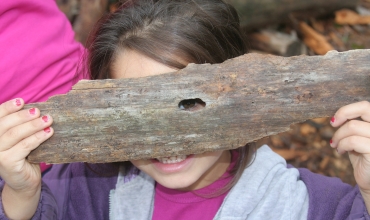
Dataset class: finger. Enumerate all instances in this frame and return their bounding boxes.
[0,115,53,152]
[336,135,370,155]
[0,98,24,118]
[331,120,370,148]
[0,108,41,137]
[331,101,370,127]
[1,127,54,163]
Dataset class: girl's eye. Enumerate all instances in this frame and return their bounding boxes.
[178,98,206,111]
[181,100,196,109]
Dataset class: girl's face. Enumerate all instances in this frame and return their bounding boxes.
[111,49,231,190]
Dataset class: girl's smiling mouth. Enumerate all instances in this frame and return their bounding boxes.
[151,155,195,173]
[155,155,187,164]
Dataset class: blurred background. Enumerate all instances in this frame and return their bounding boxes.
[56,0,370,185]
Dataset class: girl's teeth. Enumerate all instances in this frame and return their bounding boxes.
[156,155,187,164]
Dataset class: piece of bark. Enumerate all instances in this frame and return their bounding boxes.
[228,0,359,30]
[26,49,370,164]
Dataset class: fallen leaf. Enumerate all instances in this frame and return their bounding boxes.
[270,135,284,147]
[299,22,334,55]
[319,156,330,170]
[300,123,317,136]
[335,9,370,25]
[272,149,305,160]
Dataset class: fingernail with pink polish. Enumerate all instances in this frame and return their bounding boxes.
[44,127,51,133]
[42,115,49,122]
[330,117,335,124]
[329,139,335,148]
[29,108,36,115]
[15,99,21,106]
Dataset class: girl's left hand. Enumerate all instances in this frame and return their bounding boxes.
[330,101,370,196]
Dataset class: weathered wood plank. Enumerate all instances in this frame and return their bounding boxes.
[26,50,370,163]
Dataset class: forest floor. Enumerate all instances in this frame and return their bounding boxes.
[252,0,370,185]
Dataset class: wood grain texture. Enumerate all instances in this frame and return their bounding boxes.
[26,50,370,163]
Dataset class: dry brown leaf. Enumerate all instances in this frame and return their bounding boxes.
[311,20,325,33]
[335,9,370,25]
[300,123,317,136]
[273,149,305,160]
[250,32,270,44]
[299,22,334,55]
[310,117,328,124]
[319,156,331,170]
[270,135,284,147]
[312,141,322,149]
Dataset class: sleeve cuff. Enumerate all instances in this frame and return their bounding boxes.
[0,180,58,220]
[0,179,8,220]
[348,191,370,220]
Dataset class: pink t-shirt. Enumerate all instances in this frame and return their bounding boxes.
[1,0,89,172]
[152,151,237,220]
[0,0,88,104]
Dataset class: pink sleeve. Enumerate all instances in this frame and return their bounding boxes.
[0,0,89,104]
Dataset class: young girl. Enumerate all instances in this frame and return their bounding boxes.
[1,0,370,219]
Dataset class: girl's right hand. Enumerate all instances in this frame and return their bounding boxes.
[0,98,53,218]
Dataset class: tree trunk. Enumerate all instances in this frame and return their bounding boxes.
[26,49,370,164]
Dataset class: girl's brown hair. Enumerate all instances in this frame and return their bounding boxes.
[86,0,255,195]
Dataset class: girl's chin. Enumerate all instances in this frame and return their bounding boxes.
[154,174,199,190]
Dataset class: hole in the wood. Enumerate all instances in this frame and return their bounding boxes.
[178,98,206,111]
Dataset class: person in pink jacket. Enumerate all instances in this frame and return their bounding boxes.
[0,0,89,171]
